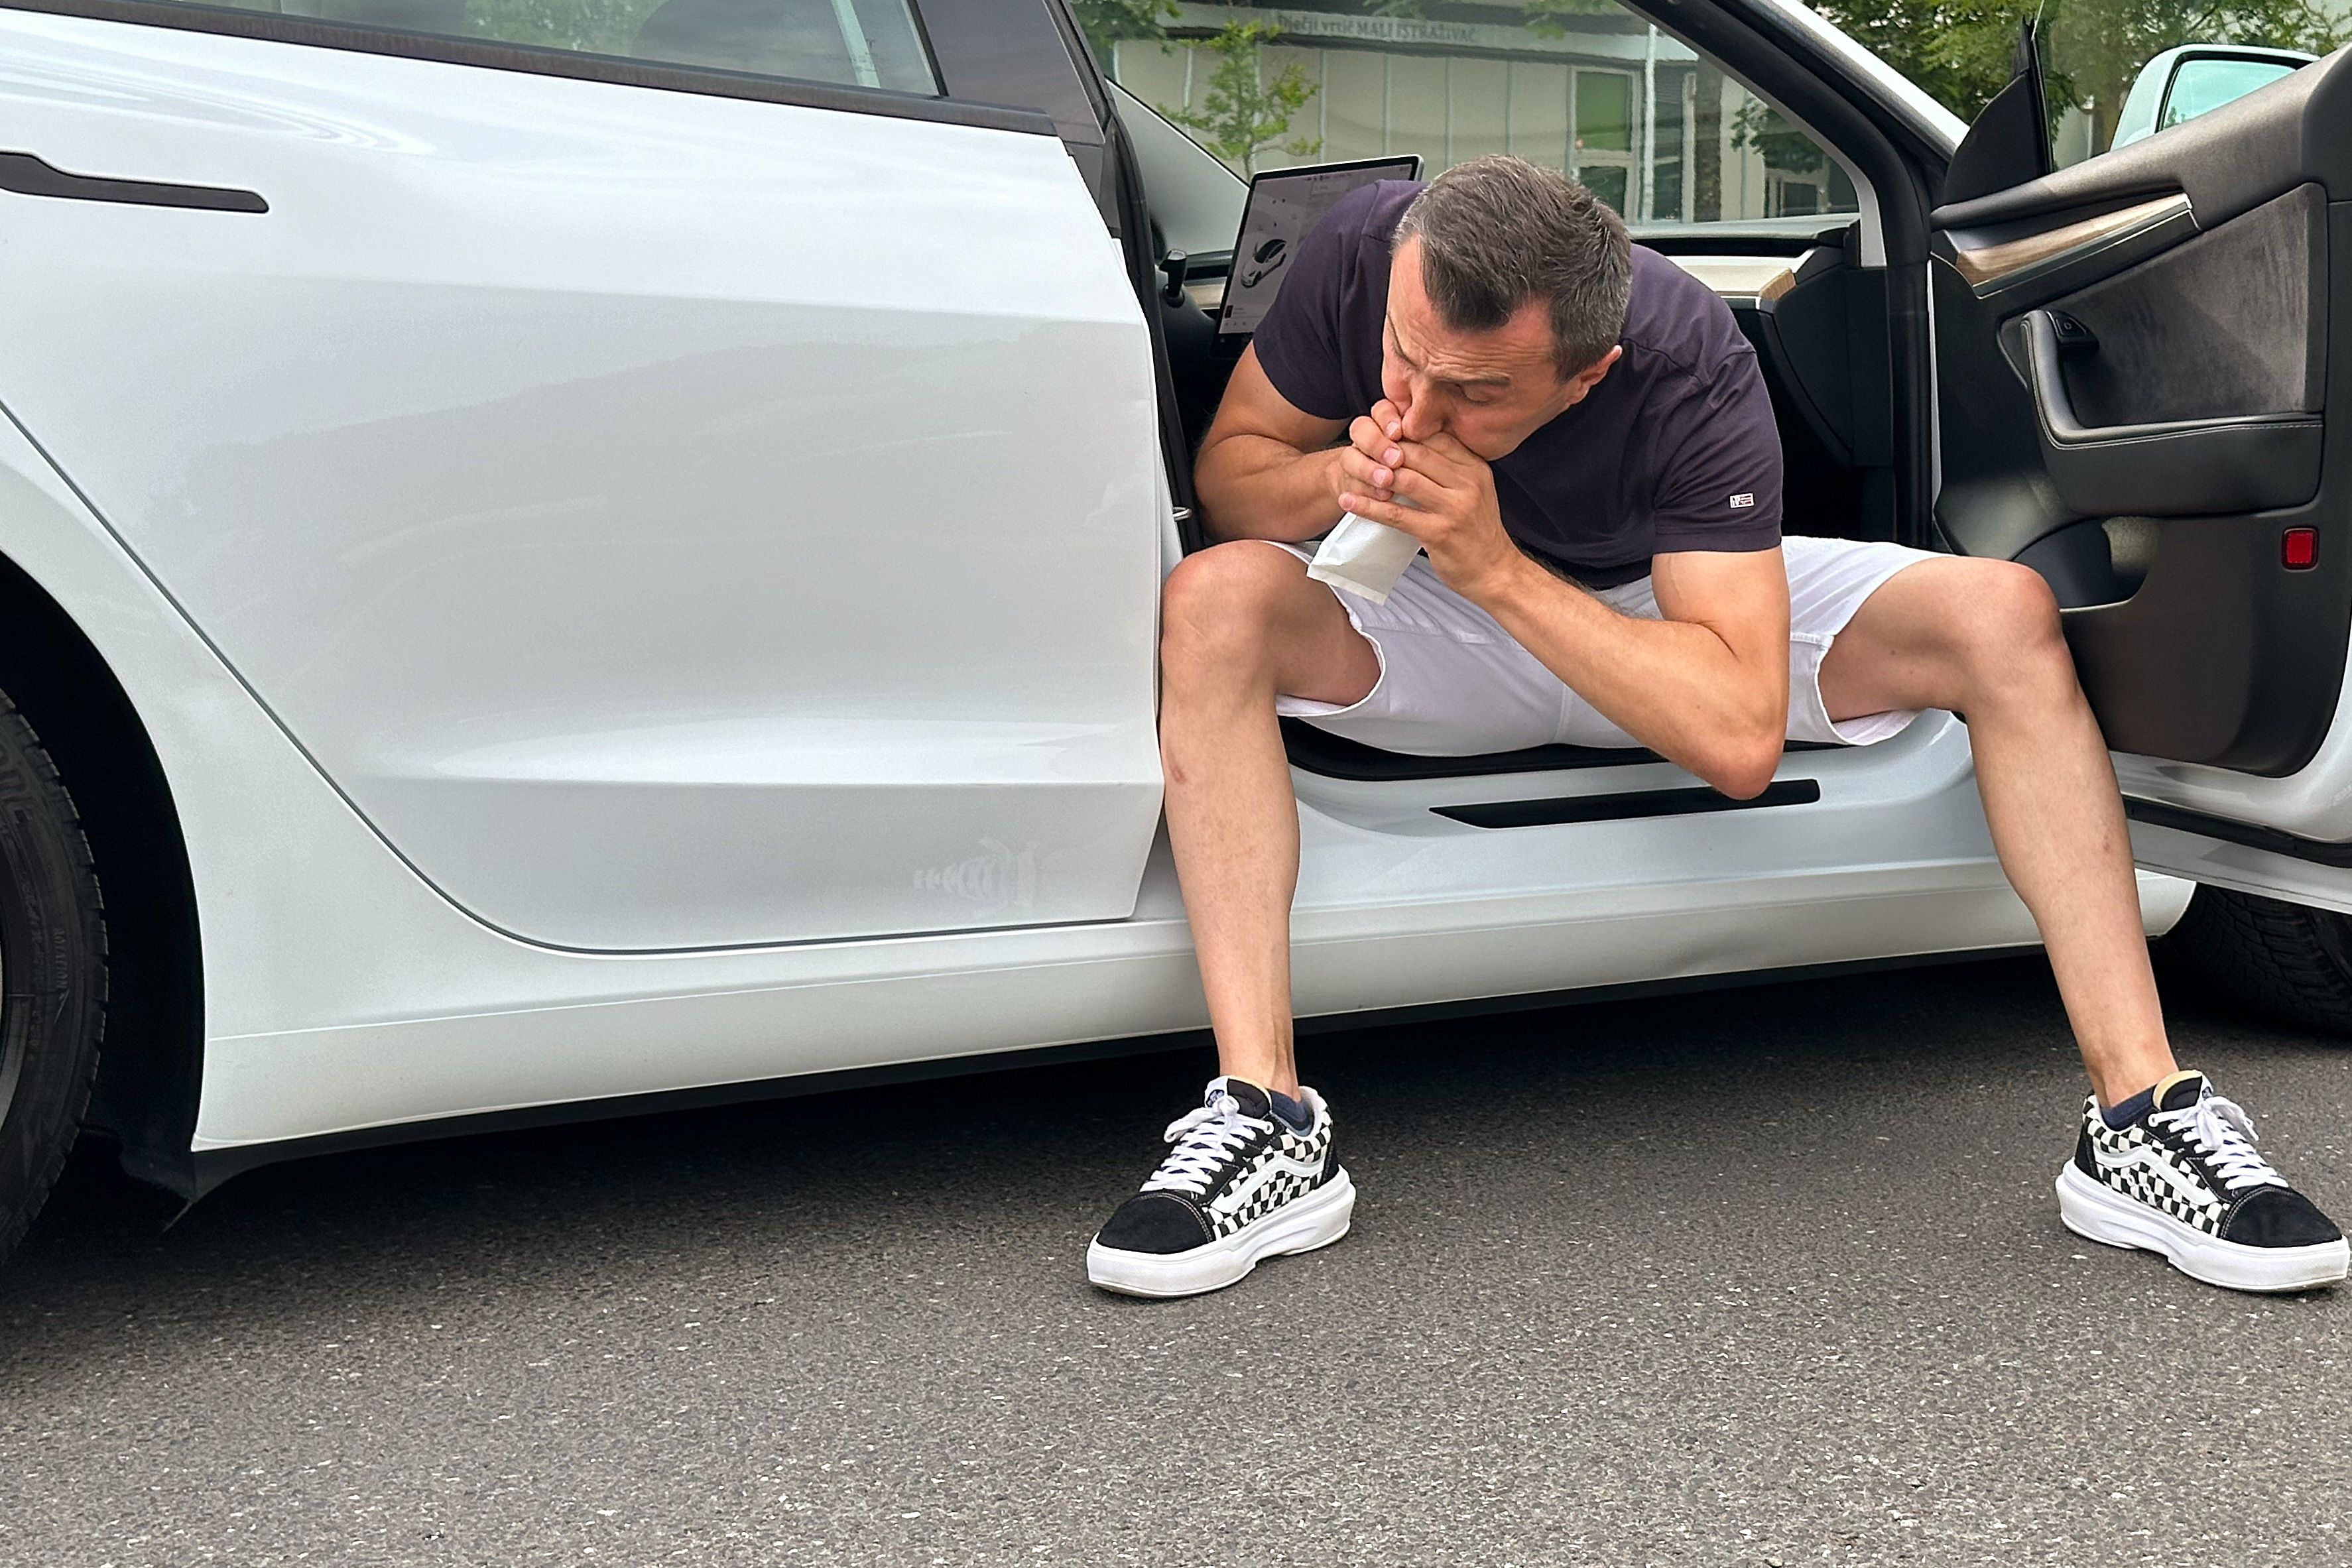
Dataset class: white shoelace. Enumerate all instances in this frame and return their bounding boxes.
[1139,1093,1272,1200]
[2150,1091,2286,1194]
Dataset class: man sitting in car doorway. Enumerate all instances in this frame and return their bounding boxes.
[1084,155,2347,1301]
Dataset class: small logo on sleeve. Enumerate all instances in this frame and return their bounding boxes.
[1727,492,1756,509]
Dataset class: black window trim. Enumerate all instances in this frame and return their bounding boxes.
[0,0,1060,137]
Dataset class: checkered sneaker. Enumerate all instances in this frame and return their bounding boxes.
[2075,1083,2265,1235]
[1086,1075,1354,1298]
[2058,1069,2346,1293]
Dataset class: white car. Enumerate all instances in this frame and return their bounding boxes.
[0,0,2345,1263]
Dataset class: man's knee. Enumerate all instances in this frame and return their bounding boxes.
[1160,542,1302,680]
[1954,560,2070,697]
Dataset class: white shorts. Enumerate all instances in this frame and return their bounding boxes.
[1267,532,1938,755]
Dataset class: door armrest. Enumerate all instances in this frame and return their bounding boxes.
[2020,308,2320,515]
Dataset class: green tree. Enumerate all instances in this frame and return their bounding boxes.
[1730,100,1833,182]
[1167,22,1325,174]
[1071,0,1180,62]
[1522,0,1620,40]
[2038,0,2340,150]
[1804,0,2341,133]
[1802,0,2027,122]
[465,0,662,54]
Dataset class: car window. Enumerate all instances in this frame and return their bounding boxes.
[151,0,939,97]
[1072,0,1857,227]
[2040,5,2331,168]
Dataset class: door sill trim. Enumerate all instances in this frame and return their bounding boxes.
[1435,778,1822,829]
[172,943,2037,1202]
[2124,797,2352,869]
[1283,719,1842,782]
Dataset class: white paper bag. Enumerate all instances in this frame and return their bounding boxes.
[1307,511,1422,605]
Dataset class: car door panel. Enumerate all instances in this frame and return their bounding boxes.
[2003,179,2327,519]
[1929,48,2352,900]
[2030,184,2326,428]
[1944,192,2203,312]
[2014,306,2322,516]
[1932,54,2349,783]
[0,11,1164,952]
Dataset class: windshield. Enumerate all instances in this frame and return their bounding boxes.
[1071,0,1860,225]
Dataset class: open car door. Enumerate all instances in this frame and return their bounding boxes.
[1929,41,2352,914]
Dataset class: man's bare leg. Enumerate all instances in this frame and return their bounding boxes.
[1158,542,1381,1097]
[1819,556,2174,1105]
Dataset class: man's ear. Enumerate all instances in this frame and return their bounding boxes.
[1570,344,1623,398]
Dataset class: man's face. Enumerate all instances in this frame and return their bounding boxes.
[1379,235,1620,460]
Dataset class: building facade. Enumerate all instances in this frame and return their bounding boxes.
[1107,0,1858,225]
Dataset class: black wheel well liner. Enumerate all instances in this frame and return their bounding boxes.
[0,552,202,1199]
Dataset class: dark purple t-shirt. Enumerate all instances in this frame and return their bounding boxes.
[1250,181,1783,589]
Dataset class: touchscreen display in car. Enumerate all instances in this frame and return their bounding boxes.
[1217,155,1422,341]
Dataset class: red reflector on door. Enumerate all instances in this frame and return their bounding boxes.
[2284,528,2318,570]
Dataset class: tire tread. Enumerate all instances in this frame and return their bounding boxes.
[2166,884,2352,1036]
[0,689,107,1264]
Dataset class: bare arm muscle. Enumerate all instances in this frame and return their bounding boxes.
[1192,347,1350,544]
[1478,547,1792,798]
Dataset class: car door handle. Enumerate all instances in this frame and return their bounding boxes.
[2021,308,2320,515]
[0,150,266,213]
[2022,308,2309,446]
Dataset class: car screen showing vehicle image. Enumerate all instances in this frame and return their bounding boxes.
[1217,155,1421,341]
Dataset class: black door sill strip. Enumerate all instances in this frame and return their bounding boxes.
[2124,797,2352,869]
[1435,778,1822,829]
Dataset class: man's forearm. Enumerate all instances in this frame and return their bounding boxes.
[1475,555,1788,794]
[1195,436,1346,544]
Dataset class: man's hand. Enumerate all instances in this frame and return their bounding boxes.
[1333,399,1408,513]
[1337,424,1526,603]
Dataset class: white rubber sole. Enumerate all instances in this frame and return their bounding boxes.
[2056,1164,2348,1294]
[1086,1170,1357,1299]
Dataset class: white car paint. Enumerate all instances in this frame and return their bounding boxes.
[0,12,1164,952]
[2113,669,2352,904]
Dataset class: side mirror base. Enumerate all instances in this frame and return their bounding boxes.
[1942,61,2054,207]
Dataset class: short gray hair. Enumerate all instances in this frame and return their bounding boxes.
[1392,156,1632,377]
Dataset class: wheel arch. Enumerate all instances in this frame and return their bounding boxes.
[0,548,202,1199]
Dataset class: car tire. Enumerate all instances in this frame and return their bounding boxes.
[2165,882,2352,1036]
[0,690,106,1267]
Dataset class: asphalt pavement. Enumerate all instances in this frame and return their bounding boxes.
[3,954,2347,1567]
